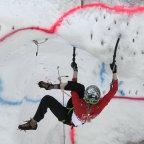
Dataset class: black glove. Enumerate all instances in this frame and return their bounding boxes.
[71,62,78,71]
[38,81,48,90]
[110,63,117,73]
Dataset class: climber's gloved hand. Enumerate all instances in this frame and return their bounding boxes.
[110,63,117,73]
[71,62,78,71]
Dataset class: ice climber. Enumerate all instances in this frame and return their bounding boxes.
[18,61,118,130]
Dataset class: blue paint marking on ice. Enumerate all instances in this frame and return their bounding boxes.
[0,78,42,105]
[0,78,23,106]
[118,90,125,96]
[0,96,66,106]
[24,96,41,103]
[0,96,41,106]
[99,63,126,96]
[118,81,126,96]
[100,62,107,85]
[0,97,23,106]
[0,79,3,93]
[99,64,126,96]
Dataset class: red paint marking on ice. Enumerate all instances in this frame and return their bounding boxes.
[1,3,144,42]
[83,3,144,14]
[114,96,144,101]
[0,27,54,42]
[71,126,75,144]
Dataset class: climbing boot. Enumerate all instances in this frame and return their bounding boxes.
[38,81,54,90]
[18,119,37,130]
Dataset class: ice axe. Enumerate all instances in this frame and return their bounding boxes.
[112,34,121,65]
[72,46,76,63]
[110,34,121,89]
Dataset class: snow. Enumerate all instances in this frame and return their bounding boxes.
[0,0,144,144]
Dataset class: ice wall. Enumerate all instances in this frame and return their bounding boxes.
[0,1,144,144]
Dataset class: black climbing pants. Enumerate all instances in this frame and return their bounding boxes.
[33,81,85,126]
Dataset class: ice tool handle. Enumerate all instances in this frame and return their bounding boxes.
[72,46,76,63]
[112,34,121,65]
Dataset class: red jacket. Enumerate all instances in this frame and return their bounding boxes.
[71,79,118,121]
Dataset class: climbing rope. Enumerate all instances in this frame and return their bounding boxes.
[57,66,67,144]
[56,46,77,144]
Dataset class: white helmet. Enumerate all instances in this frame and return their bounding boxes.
[84,85,101,104]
